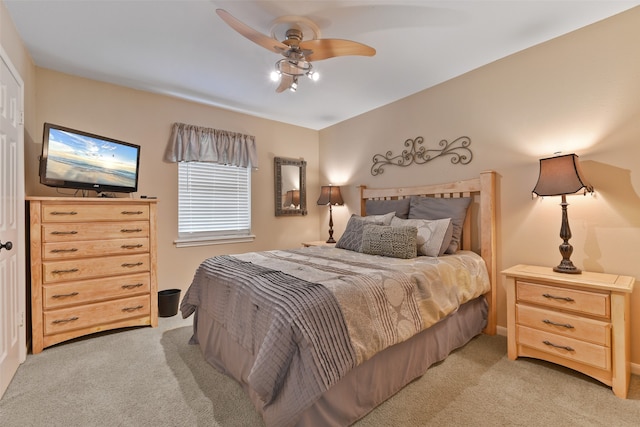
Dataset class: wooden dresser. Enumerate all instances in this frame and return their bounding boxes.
[503,264,634,398]
[28,197,158,353]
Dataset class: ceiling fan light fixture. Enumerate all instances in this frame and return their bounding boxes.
[272,58,317,91]
[275,58,312,77]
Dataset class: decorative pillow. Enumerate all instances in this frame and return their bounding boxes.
[408,196,472,254]
[364,211,396,225]
[361,224,418,259]
[336,215,383,252]
[390,217,453,257]
[365,198,410,219]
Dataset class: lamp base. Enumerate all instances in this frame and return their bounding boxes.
[553,194,581,274]
[553,260,581,274]
[326,237,336,244]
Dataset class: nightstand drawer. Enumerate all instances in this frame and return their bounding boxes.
[516,304,610,346]
[517,280,609,318]
[517,325,610,370]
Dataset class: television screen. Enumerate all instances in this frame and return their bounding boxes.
[40,123,141,194]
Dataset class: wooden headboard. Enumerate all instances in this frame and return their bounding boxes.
[359,170,497,335]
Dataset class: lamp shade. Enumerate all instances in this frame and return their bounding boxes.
[284,190,300,207]
[317,185,344,206]
[532,154,594,197]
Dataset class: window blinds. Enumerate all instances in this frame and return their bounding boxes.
[178,162,251,237]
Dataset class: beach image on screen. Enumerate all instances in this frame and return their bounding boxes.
[45,129,138,188]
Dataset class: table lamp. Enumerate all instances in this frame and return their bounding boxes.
[317,185,344,243]
[532,153,593,274]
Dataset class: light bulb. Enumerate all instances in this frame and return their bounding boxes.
[290,81,298,92]
[270,71,280,82]
[308,71,319,81]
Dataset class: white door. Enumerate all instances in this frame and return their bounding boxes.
[0,47,26,399]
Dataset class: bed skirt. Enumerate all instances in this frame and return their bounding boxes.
[192,294,487,426]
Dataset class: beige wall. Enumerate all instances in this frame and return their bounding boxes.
[320,7,640,364]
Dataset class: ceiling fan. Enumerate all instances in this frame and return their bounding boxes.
[216,9,376,93]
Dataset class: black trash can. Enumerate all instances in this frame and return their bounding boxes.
[158,289,181,317]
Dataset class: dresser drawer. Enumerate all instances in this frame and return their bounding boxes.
[516,304,610,346]
[517,280,610,318]
[42,237,149,260]
[43,253,150,283]
[42,221,149,242]
[42,203,149,222]
[43,273,151,309]
[43,295,150,335]
[517,325,610,370]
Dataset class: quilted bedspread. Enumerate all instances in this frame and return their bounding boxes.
[180,247,490,426]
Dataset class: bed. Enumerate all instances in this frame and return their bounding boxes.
[180,170,497,427]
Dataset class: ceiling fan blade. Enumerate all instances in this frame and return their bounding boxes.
[300,39,376,61]
[216,9,288,54]
[276,75,294,93]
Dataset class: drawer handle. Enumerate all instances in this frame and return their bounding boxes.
[122,283,144,289]
[51,268,79,274]
[50,211,78,215]
[121,210,144,215]
[542,340,574,352]
[122,305,144,312]
[121,228,142,233]
[542,293,575,302]
[121,244,143,249]
[51,231,78,235]
[52,292,79,298]
[50,248,78,253]
[52,316,79,324]
[543,319,574,329]
[121,262,144,268]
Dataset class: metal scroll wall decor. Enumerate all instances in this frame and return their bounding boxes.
[370,136,473,176]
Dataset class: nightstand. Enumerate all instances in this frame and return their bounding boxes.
[302,240,336,247]
[503,264,634,398]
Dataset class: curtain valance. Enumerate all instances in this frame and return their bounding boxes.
[164,122,258,168]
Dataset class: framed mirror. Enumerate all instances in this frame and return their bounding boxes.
[275,157,307,216]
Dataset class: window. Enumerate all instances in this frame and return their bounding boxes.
[175,162,253,247]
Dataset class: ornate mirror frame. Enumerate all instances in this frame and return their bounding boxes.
[274,157,307,216]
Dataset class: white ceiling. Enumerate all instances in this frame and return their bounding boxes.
[5,1,639,130]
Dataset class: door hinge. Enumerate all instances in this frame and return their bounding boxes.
[19,311,24,327]
[20,111,24,126]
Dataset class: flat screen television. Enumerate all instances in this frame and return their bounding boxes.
[39,123,141,194]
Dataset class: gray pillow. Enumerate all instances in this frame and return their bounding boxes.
[365,198,410,219]
[361,224,418,259]
[336,215,383,252]
[408,196,472,254]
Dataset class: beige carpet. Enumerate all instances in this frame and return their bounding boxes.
[1,315,639,426]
